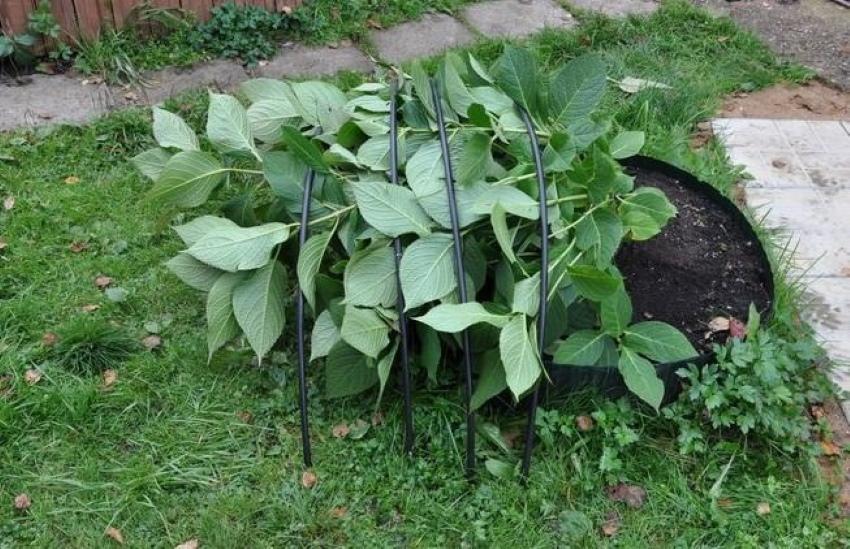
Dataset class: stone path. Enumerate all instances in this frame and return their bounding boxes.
[0,0,632,132]
[712,117,850,417]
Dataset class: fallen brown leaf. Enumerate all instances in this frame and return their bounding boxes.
[606,483,647,508]
[3,196,14,210]
[366,18,383,29]
[64,175,80,185]
[717,498,733,508]
[501,428,522,449]
[729,317,746,339]
[95,275,114,289]
[332,423,350,438]
[81,304,101,313]
[329,506,348,519]
[821,439,841,456]
[69,241,89,253]
[600,512,620,537]
[575,415,594,432]
[13,493,31,511]
[371,411,384,426]
[810,404,826,419]
[301,470,317,489]
[280,5,293,14]
[102,369,118,389]
[708,316,730,333]
[175,539,199,549]
[142,335,162,350]
[41,332,58,347]
[756,501,771,516]
[105,526,124,544]
[24,369,42,385]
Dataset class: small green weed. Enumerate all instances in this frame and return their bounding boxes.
[47,317,137,374]
[189,3,294,66]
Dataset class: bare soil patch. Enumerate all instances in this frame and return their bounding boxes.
[720,80,850,120]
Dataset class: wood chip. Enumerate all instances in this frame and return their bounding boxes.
[3,196,14,210]
[24,369,42,385]
[301,470,317,489]
[332,423,350,438]
[105,526,124,544]
[756,501,771,516]
[13,493,31,510]
[102,369,118,388]
[94,275,114,289]
[575,415,594,432]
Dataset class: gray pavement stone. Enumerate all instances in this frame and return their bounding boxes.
[0,75,112,132]
[462,0,575,39]
[141,60,249,105]
[257,45,375,79]
[567,0,658,17]
[370,13,476,64]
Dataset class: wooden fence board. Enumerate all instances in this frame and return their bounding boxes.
[0,0,31,35]
[50,0,79,39]
[76,0,104,39]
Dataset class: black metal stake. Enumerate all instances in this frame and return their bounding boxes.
[518,107,550,481]
[296,169,316,468]
[389,78,415,454]
[430,79,476,478]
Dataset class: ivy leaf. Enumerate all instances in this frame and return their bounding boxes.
[352,178,432,237]
[187,222,290,272]
[232,260,286,361]
[325,342,378,398]
[343,243,398,308]
[165,253,222,291]
[619,346,664,411]
[248,100,299,143]
[399,233,456,311]
[132,148,171,181]
[499,315,542,400]
[152,107,199,152]
[207,93,258,159]
[414,302,510,333]
[146,151,226,208]
[340,305,390,358]
[297,230,334,311]
[549,54,607,125]
[493,45,540,116]
[310,309,340,361]
[206,272,244,361]
[601,289,632,337]
[567,265,621,301]
[173,215,239,246]
[471,349,507,410]
[609,131,645,159]
[623,321,698,363]
[280,126,329,173]
[553,330,607,366]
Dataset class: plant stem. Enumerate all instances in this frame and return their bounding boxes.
[550,199,611,238]
[282,204,356,230]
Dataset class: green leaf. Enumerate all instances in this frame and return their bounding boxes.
[290,81,349,134]
[346,94,390,113]
[623,321,698,363]
[567,265,620,301]
[324,143,359,166]
[232,260,286,360]
[542,133,576,173]
[549,54,607,124]
[240,78,292,102]
[187,222,290,272]
[553,330,607,366]
[620,187,677,225]
[414,302,509,333]
[132,148,172,181]
[468,53,494,84]
[376,339,399,407]
[747,303,761,340]
[325,342,378,398]
[206,272,244,361]
[473,184,539,220]
[609,131,644,159]
[512,273,540,316]
[443,54,476,117]
[297,230,334,311]
[352,177,432,237]
[147,151,225,208]
[310,309,340,361]
[499,315,542,400]
[399,233,456,311]
[280,126,329,173]
[340,305,390,358]
[471,349,507,410]
[600,289,632,337]
[410,62,436,117]
[419,324,441,382]
[247,100,299,143]
[454,132,491,186]
[469,86,514,116]
[619,346,664,411]
[569,118,610,150]
[174,215,239,246]
[574,207,623,267]
[356,135,392,171]
[206,92,258,158]
[152,107,199,152]
[164,253,222,291]
[343,243,398,308]
[622,210,662,241]
[491,203,517,263]
[493,45,539,115]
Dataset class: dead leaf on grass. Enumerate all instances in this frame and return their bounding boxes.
[24,369,42,385]
[616,76,672,94]
[13,493,31,510]
[332,423,350,438]
[95,275,114,289]
[105,526,124,544]
[64,176,80,185]
[142,334,162,350]
[3,196,14,210]
[606,483,647,508]
[236,410,253,423]
[366,18,383,29]
[600,512,620,537]
[301,470,317,489]
[810,404,826,419]
[371,411,384,426]
[81,304,101,313]
[821,439,841,456]
[575,415,594,432]
[41,331,58,347]
[175,539,199,549]
[69,241,89,253]
[708,316,730,333]
[756,501,771,516]
[717,498,733,508]
[102,369,118,388]
[329,506,348,519]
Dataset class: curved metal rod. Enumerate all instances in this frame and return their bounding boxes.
[296,169,316,468]
[429,79,476,478]
[518,107,549,481]
[389,78,415,454]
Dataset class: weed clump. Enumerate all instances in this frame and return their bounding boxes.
[48,317,137,374]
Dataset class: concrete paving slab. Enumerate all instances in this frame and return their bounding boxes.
[370,13,476,64]
[462,0,575,39]
[0,75,113,131]
[567,0,658,17]
[256,45,375,79]
[141,60,248,105]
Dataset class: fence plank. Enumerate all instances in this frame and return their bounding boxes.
[50,0,78,39]
[181,0,213,22]
[0,0,31,35]
[111,0,137,28]
[76,0,103,39]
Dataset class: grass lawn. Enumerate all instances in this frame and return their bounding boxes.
[1,2,845,546]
